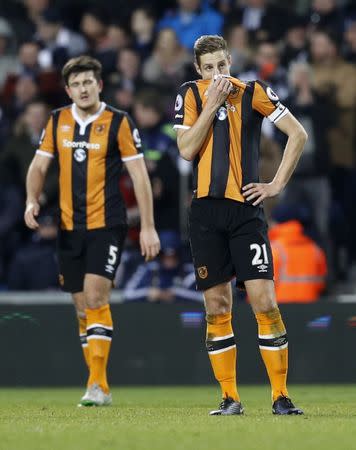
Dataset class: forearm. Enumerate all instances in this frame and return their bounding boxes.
[178,104,217,161]
[131,169,155,229]
[26,162,46,204]
[272,130,307,191]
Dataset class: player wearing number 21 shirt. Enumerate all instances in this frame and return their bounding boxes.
[174,35,308,416]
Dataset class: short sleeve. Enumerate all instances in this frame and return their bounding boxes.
[118,114,143,162]
[36,115,55,158]
[252,81,289,123]
[173,84,198,130]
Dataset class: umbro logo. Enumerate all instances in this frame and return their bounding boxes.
[105,264,115,274]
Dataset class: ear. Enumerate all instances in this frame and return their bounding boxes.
[65,85,72,99]
[98,79,103,93]
[194,62,201,76]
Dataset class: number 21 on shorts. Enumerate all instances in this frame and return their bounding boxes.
[250,243,269,266]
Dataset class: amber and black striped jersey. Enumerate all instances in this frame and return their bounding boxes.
[37,102,142,231]
[173,77,289,203]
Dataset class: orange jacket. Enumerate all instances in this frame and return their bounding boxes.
[269,220,327,303]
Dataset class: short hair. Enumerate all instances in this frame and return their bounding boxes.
[62,55,102,86]
[194,35,229,65]
[134,88,165,115]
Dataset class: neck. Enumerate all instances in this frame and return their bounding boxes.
[75,101,102,120]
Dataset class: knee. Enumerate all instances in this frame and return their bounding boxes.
[205,294,231,316]
[252,294,277,314]
[84,290,108,309]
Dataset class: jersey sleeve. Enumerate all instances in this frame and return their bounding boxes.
[117,114,143,162]
[36,115,55,158]
[173,84,198,130]
[252,81,289,123]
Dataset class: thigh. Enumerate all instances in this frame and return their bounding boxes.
[230,207,273,287]
[57,230,85,293]
[86,226,127,281]
[189,202,234,291]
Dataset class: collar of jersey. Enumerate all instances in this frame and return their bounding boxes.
[71,102,106,135]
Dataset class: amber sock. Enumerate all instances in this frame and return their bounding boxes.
[86,304,113,394]
[255,308,288,401]
[206,313,239,401]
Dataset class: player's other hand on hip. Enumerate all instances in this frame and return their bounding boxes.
[140,227,161,261]
[24,201,40,229]
[206,75,232,110]
[242,182,281,206]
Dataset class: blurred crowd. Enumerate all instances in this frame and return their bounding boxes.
[0,0,355,302]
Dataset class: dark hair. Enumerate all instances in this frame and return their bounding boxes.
[194,35,229,65]
[62,55,102,85]
[134,88,165,115]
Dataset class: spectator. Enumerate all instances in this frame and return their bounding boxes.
[310,29,356,262]
[228,0,289,43]
[121,231,201,302]
[0,100,58,206]
[4,74,39,121]
[158,0,223,50]
[80,9,107,49]
[269,211,327,303]
[17,41,41,77]
[225,23,252,75]
[283,62,333,255]
[239,41,289,101]
[0,17,19,88]
[280,15,308,69]
[7,212,59,290]
[308,0,344,35]
[133,89,180,232]
[131,6,156,61]
[94,23,131,78]
[36,7,88,71]
[142,28,192,91]
[105,48,142,113]
[343,18,356,64]
[8,0,50,44]
[239,41,289,140]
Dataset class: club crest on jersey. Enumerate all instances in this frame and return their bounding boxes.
[216,106,228,121]
[197,266,208,279]
[94,124,106,135]
[175,94,183,111]
[61,125,71,133]
[229,86,240,99]
[73,148,86,162]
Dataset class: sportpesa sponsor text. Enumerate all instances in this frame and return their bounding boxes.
[62,139,101,150]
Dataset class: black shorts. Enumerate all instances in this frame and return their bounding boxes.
[188,197,273,291]
[57,226,127,293]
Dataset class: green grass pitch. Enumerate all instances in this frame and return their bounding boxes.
[0,385,355,450]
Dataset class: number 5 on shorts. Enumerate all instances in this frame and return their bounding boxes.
[108,245,118,265]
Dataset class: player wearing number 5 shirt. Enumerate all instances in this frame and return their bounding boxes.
[25,56,160,407]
